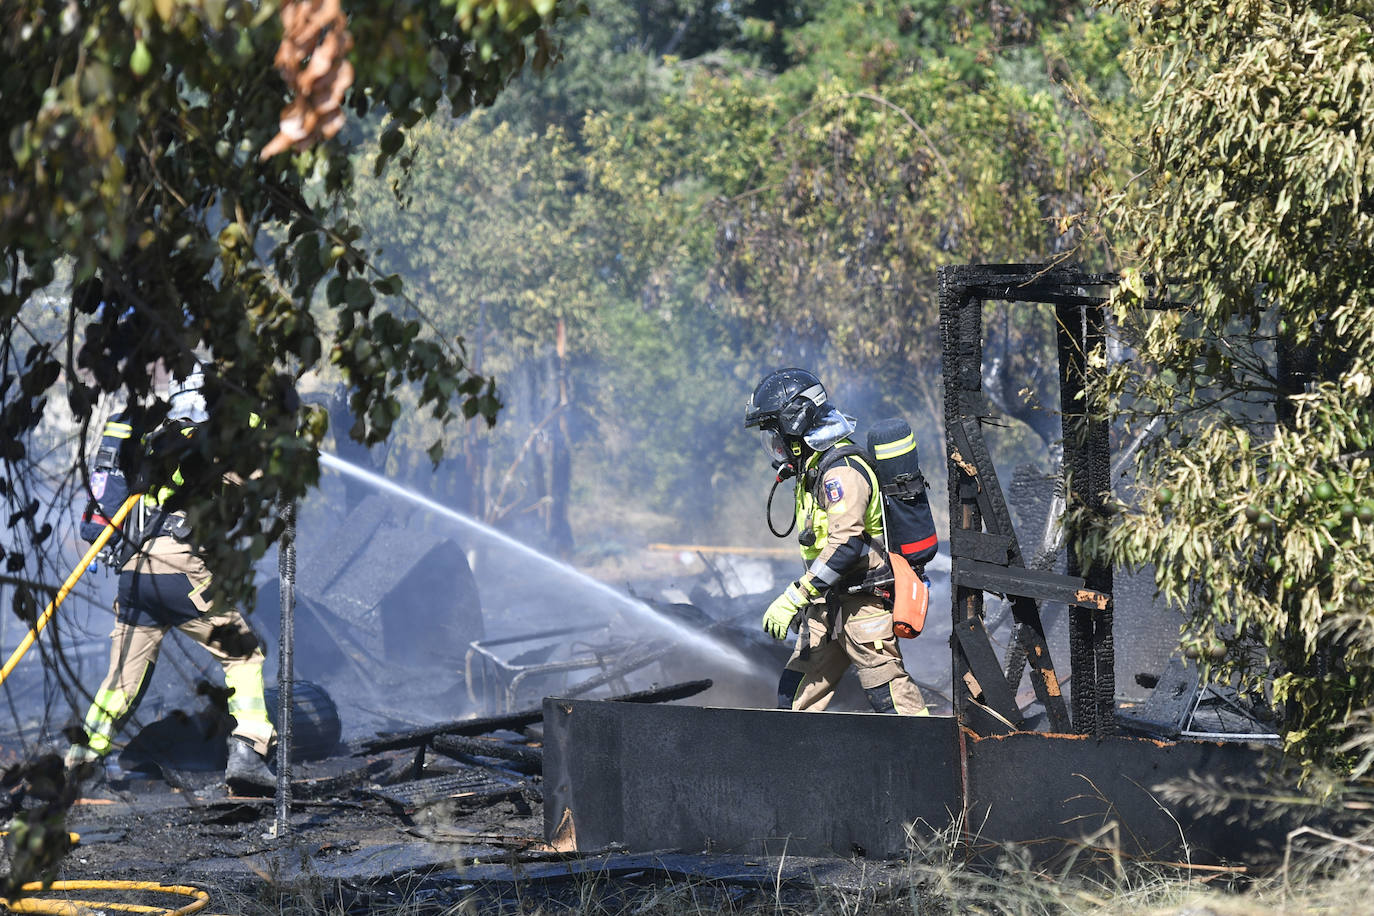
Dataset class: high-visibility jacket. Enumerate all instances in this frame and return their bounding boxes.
[793,440,887,595]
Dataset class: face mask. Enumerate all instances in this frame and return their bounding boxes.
[761,428,790,467]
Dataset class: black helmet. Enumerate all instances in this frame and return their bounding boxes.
[743,368,829,438]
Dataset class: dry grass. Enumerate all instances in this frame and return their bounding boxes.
[191,824,1374,916]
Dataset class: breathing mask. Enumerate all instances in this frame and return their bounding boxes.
[761,428,793,468]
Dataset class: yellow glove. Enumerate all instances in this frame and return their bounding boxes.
[762,580,817,640]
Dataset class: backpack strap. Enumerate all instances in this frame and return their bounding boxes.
[808,444,873,505]
[808,444,891,586]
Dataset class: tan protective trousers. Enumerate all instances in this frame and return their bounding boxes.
[66,537,275,767]
[779,594,928,715]
[66,611,274,766]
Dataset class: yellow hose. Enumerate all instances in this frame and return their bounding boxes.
[1,881,209,916]
[0,494,141,687]
[0,833,79,846]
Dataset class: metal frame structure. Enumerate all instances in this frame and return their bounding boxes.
[465,627,672,713]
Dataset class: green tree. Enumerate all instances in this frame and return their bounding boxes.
[1100,0,1374,772]
[348,105,748,542]
[340,1,1138,549]
[2,0,565,616]
[647,10,1133,465]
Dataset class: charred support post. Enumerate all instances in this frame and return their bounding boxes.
[1085,304,1116,734]
[1056,301,1116,736]
[940,271,985,730]
[275,498,296,836]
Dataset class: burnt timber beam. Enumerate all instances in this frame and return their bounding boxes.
[949,529,1014,565]
[1008,595,1069,732]
[360,679,714,753]
[949,418,1011,538]
[951,617,1023,726]
[967,287,1185,311]
[431,734,544,773]
[940,271,983,735]
[1057,299,1117,735]
[951,558,1109,611]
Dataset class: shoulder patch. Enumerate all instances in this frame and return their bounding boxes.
[824,478,844,504]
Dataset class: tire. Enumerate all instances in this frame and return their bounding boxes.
[264,679,343,761]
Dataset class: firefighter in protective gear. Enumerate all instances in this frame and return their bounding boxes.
[65,362,277,793]
[744,368,928,715]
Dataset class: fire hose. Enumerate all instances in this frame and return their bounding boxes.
[1,880,210,916]
[0,494,141,689]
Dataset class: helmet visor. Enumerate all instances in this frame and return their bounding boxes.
[761,428,790,466]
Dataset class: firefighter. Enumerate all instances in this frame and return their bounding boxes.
[744,368,928,715]
[65,363,277,793]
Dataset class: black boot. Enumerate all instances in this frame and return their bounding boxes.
[225,738,274,795]
[864,684,898,714]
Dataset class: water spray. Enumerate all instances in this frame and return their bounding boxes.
[316,452,762,674]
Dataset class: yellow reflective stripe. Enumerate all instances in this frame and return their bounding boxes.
[82,688,131,753]
[249,412,262,428]
[103,422,133,438]
[224,667,272,729]
[873,432,916,460]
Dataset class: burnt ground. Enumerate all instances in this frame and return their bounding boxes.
[34,728,918,915]
[2,540,941,913]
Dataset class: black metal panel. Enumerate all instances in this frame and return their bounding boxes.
[544,700,1300,865]
[544,700,962,858]
[963,731,1290,864]
[1118,656,1200,739]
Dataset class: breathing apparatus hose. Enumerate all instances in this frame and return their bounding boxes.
[0,493,142,688]
[766,473,796,538]
[1,880,210,916]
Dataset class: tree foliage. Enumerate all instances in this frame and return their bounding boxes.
[1100,0,1374,771]
[1,0,566,614]
[340,0,1134,546]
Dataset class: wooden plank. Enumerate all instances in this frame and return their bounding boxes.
[949,529,1014,565]
[952,558,1109,610]
[360,679,714,753]
[951,617,1023,728]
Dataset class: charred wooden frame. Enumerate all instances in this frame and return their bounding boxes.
[939,264,1129,738]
